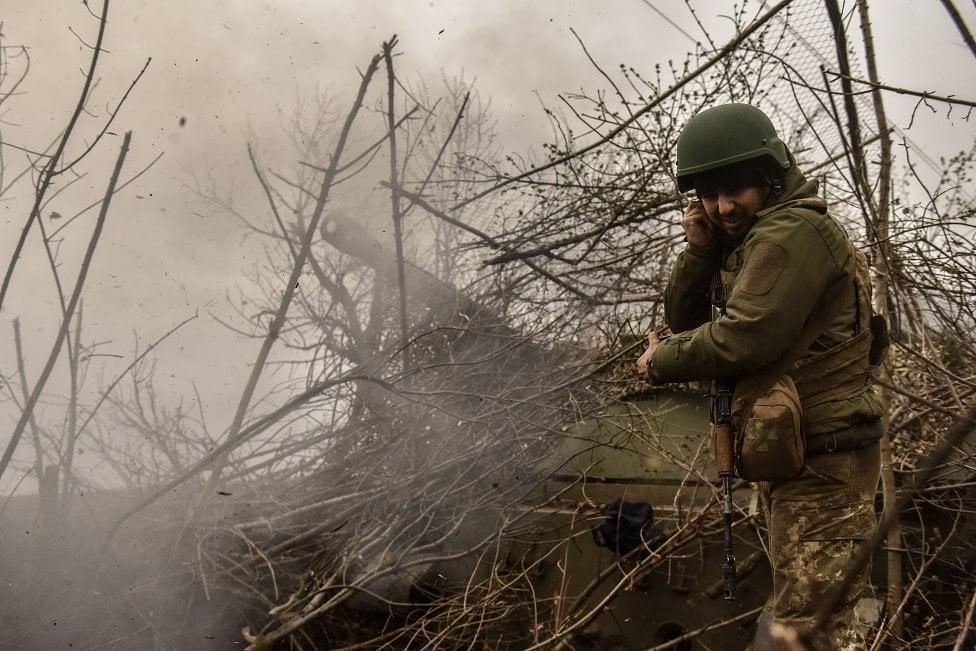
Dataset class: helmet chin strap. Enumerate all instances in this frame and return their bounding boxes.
[763,172,784,200]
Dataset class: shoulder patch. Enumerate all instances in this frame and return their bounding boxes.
[737,240,789,296]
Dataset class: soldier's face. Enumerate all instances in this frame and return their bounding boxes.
[698,185,770,240]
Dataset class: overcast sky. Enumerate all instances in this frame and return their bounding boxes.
[1,1,973,487]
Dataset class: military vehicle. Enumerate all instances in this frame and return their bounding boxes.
[318,210,772,648]
[496,388,771,649]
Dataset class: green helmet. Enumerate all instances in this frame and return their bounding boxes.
[675,103,790,193]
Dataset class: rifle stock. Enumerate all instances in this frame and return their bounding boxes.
[713,381,737,600]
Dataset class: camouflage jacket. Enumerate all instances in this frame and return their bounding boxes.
[650,163,885,444]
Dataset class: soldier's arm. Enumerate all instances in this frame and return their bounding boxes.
[652,211,845,382]
[663,244,720,333]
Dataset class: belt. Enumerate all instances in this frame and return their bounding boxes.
[805,420,883,456]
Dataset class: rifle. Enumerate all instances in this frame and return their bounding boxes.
[709,274,737,600]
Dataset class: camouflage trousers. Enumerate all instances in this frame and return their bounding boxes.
[761,441,881,651]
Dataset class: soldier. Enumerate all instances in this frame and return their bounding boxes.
[637,103,885,650]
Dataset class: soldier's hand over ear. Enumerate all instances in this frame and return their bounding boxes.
[681,199,716,248]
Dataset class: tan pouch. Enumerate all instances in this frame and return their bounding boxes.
[732,374,805,482]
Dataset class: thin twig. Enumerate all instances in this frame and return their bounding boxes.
[827,71,976,110]
[383,36,410,354]
[0,131,132,482]
[939,0,976,60]
[0,0,112,310]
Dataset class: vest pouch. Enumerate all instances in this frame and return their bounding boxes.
[868,313,890,367]
[732,374,805,482]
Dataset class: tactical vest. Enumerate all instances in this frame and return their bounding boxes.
[789,244,888,408]
[719,198,889,437]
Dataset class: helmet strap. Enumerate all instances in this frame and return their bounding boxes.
[762,171,784,200]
